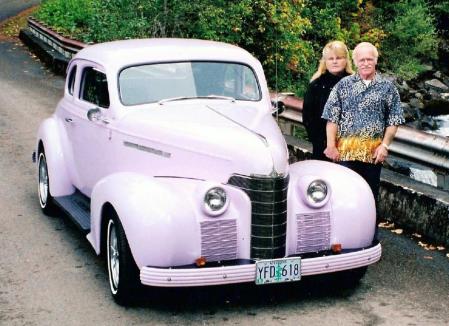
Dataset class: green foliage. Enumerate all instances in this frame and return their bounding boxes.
[35,0,316,96]
[35,0,91,36]
[430,0,449,36]
[34,0,444,92]
[380,0,438,80]
[292,125,308,141]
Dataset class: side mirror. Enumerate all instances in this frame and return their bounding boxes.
[87,108,101,122]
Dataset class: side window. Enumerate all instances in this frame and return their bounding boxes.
[67,65,77,95]
[80,67,110,108]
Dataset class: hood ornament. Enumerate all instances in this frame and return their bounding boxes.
[269,168,282,178]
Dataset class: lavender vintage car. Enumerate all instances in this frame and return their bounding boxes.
[35,38,381,304]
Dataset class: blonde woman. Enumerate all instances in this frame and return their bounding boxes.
[302,41,353,160]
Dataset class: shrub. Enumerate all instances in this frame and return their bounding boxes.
[34,0,91,37]
[379,0,438,80]
[35,0,316,96]
[431,0,449,38]
[33,0,443,92]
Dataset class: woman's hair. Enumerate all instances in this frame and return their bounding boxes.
[310,40,353,81]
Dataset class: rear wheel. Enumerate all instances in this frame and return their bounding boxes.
[37,151,57,215]
[106,211,141,305]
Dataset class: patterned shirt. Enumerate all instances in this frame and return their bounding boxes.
[322,73,405,163]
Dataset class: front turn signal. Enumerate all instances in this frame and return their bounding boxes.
[195,256,207,267]
[331,243,342,254]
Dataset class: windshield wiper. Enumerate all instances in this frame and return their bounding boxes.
[158,95,235,105]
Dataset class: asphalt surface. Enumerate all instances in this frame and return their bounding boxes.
[0,0,40,21]
[1,18,449,326]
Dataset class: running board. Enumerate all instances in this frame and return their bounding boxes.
[54,191,91,232]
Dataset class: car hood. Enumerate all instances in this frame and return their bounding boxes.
[113,101,289,182]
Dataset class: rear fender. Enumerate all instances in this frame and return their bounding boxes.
[36,117,74,196]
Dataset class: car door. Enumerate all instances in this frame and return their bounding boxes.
[60,60,113,196]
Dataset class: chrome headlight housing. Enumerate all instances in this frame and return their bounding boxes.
[204,187,228,216]
[307,180,328,204]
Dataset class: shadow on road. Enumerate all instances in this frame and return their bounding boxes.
[133,272,360,312]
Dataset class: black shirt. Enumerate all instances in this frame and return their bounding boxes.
[302,72,349,159]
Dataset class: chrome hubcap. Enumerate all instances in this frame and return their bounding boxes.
[38,154,49,207]
[108,220,120,291]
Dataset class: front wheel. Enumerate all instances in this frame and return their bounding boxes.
[38,151,57,215]
[106,211,141,305]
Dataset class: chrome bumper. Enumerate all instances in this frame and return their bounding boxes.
[140,243,381,287]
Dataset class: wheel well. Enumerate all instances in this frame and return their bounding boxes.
[100,202,116,257]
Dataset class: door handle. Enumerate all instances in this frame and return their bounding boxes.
[65,118,73,123]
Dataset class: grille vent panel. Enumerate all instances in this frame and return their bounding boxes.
[296,211,331,253]
[228,174,289,260]
[200,219,237,262]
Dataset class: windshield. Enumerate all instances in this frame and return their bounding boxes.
[119,61,261,105]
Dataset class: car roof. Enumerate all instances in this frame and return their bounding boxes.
[73,38,260,71]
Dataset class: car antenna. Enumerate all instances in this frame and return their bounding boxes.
[274,0,279,122]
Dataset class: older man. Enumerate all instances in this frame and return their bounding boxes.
[321,42,404,202]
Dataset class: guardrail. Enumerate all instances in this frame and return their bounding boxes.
[275,96,449,191]
[23,18,449,191]
[27,17,86,59]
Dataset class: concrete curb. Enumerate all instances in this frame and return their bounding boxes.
[379,169,449,245]
[20,24,449,247]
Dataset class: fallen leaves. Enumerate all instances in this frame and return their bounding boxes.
[0,6,38,39]
[378,221,403,234]
[378,221,395,229]
[379,221,448,259]
[418,241,446,251]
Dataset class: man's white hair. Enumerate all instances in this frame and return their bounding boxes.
[352,42,379,64]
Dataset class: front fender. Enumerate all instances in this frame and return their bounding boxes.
[88,173,251,268]
[287,160,376,253]
[36,117,74,196]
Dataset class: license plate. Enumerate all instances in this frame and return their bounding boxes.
[255,257,301,285]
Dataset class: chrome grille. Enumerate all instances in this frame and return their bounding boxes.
[200,219,237,261]
[228,174,289,260]
[296,211,331,253]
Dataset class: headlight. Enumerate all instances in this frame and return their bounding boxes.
[204,187,228,216]
[307,180,328,203]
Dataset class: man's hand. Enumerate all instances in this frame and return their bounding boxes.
[373,144,388,164]
[324,146,340,161]
[374,125,397,164]
[324,122,339,161]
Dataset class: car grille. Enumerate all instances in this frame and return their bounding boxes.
[227,174,289,260]
[200,219,238,261]
[296,212,331,253]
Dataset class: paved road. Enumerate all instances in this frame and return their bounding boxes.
[0,0,40,21]
[1,35,449,326]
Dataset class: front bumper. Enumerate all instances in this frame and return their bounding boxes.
[140,243,381,287]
